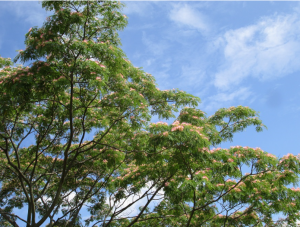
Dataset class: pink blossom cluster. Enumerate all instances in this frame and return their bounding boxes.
[234,153,244,158]
[237,182,246,187]
[283,153,295,159]
[180,111,188,115]
[172,120,180,125]
[198,147,209,153]
[279,153,296,163]
[150,121,168,127]
[226,179,236,183]
[233,188,241,192]
[209,148,222,153]
[291,187,300,192]
[202,176,209,180]
[195,170,205,175]
[230,145,242,149]
[171,125,184,132]
[93,61,106,68]
[163,132,168,137]
[70,12,83,16]
[266,153,276,159]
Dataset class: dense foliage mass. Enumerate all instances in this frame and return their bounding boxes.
[1,1,300,226]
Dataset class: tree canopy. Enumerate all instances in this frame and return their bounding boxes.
[1,1,300,227]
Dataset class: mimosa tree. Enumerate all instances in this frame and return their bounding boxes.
[0,1,300,227]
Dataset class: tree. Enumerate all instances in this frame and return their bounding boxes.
[1,1,300,226]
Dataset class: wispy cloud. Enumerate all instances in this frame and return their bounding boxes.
[0,2,51,26]
[122,2,154,17]
[105,182,164,218]
[202,87,253,112]
[169,4,210,35]
[142,32,170,56]
[213,11,300,90]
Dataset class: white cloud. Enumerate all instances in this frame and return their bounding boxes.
[142,32,170,56]
[0,2,51,26]
[213,11,300,90]
[106,181,164,218]
[179,65,206,90]
[169,4,209,34]
[36,191,76,204]
[203,87,252,112]
[211,87,251,102]
[122,2,154,17]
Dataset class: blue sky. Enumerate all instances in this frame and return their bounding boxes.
[1,0,300,224]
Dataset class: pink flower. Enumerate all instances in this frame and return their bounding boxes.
[29,28,32,32]
[226,179,236,183]
[291,187,300,192]
[91,72,96,74]
[165,182,169,186]
[227,158,234,163]
[103,159,108,163]
[100,64,106,68]
[266,153,276,159]
[163,131,168,137]
[172,120,180,125]
[233,188,241,192]
[171,125,184,132]
[202,176,208,181]
[96,77,101,81]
